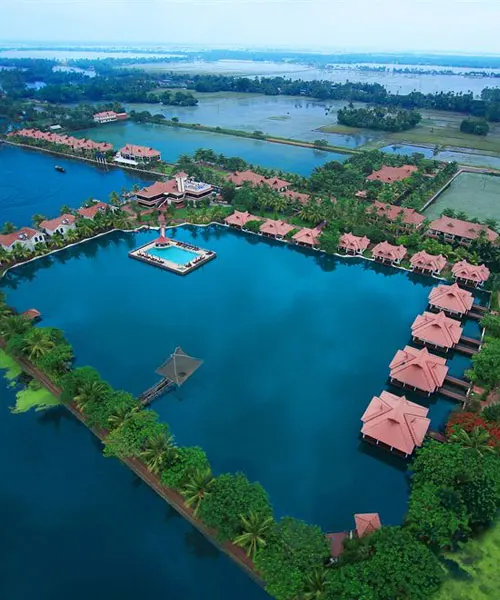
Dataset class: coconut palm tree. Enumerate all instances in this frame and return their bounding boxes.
[11,244,30,263]
[140,432,177,475]
[65,229,80,244]
[233,512,274,559]
[0,314,31,341]
[301,568,328,600]
[108,404,137,429]
[0,246,11,266]
[181,467,215,516]
[74,379,108,413]
[22,328,56,360]
[32,214,47,228]
[59,205,73,216]
[76,221,95,239]
[449,426,495,456]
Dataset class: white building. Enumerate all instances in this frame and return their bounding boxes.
[39,214,76,236]
[0,227,46,252]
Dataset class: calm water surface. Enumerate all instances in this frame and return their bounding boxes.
[0,380,268,600]
[382,143,500,170]
[2,226,473,532]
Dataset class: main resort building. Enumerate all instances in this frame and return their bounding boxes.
[135,173,214,208]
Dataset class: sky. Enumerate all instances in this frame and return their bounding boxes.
[1,0,500,55]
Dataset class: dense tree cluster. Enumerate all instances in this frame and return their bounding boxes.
[337,105,422,132]
[460,117,490,136]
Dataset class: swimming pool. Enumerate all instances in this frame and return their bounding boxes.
[147,245,199,265]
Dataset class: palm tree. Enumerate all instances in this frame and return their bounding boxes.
[2,222,16,234]
[59,205,73,216]
[233,512,274,559]
[32,214,47,228]
[108,404,137,429]
[76,221,95,239]
[181,467,215,516]
[140,432,177,475]
[22,328,55,360]
[65,229,80,244]
[74,379,108,413]
[301,569,328,600]
[11,244,30,263]
[109,191,121,206]
[449,426,495,456]
[0,314,31,341]
[0,246,11,266]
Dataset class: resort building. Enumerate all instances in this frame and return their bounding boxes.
[370,202,425,231]
[361,391,430,456]
[371,241,407,265]
[259,219,294,239]
[116,144,161,165]
[428,216,498,247]
[292,227,322,248]
[279,190,311,206]
[428,283,474,317]
[93,111,128,124]
[39,214,76,236]
[366,165,418,184]
[0,227,46,252]
[338,232,370,255]
[77,201,113,220]
[225,170,291,192]
[410,251,447,276]
[135,173,213,208]
[224,211,255,229]
[354,513,382,538]
[411,311,463,352]
[452,260,490,287]
[8,128,113,154]
[355,190,368,199]
[389,346,448,395]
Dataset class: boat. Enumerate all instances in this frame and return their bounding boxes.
[55,165,66,173]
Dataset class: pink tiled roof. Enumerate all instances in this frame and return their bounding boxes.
[77,201,109,219]
[10,128,112,152]
[119,144,160,159]
[266,176,291,191]
[292,227,322,246]
[372,202,425,228]
[361,391,430,454]
[280,190,311,205]
[259,219,294,237]
[429,283,474,315]
[367,165,418,183]
[0,227,42,247]
[355,190,368,198]
[410,251,447,273]
[339,232,370,253]
[452,260,490,284]
[224,211,255,227]
[411,311,463,349]
[94,111,118,119]
[326,532,349,559]
[137,181,175,199]
[371,241,407,262]
[226,170,267,187]
[39,214,75,231]
[389,346,448,393]
[354,513,381,538]
[429,216,498,243]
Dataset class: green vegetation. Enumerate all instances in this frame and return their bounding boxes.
[11,383,60,414]
[461,117,490,136]
[338,104,422,132]
[0,348,22,380]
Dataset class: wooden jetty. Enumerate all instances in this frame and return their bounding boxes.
[455,335,481,356]
[468,303,488,320]
[139,378,175,406]
[439,375,470,403]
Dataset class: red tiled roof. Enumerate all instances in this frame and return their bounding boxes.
[410,251,447,273]
[10,128,112,152]
[119,144,160,158]
[339,232,370,253]
[411,311,463,349]
[225,170,291,190]
[39,214,75,231]
[372,202,425,228]
[354,513,381,538]
[326,532,349,559]
[371,241,407,262]
[21,308,41,320]
[136,181,174,199]
[292,227,322,246]
[367,165,418,183]
[260,219,294,237]
[452,260,490,284]
[224,211,255,227]
[0,227,43,247]
[355,190,368,198]
[280,190,311,205]
[429,283,474,315]
[77,201,109,219]
[429,216,498,243]
[361,391,430,454]
[389,346,448,394]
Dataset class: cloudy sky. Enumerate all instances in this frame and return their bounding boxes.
[2,0,499,54]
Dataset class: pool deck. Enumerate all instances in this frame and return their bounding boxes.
[129,238,216,275]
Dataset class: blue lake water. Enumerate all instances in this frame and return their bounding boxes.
[74,121,349,176]
[2,225,474,534]
[0,145,154,227]
[381,144,500,170]
[0,379,268,600]
[148,244,199,264]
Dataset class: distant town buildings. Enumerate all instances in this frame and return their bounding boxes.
[93,111,128,124]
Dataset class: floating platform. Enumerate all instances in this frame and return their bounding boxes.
[129,236,216,275]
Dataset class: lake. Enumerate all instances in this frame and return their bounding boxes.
[2,225,472,533]
[381,144,500,170]
[74,121,349,175]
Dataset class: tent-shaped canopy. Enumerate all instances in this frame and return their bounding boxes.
[156,347,203,386]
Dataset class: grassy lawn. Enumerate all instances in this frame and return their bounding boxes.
[0,349,22,380]
[436,522,500,600]
[11,385,60,414]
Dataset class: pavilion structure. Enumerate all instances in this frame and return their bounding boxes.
[338,232,370,255]
[371,241,407,265]
[361,390,430,455]
[259,219,294,239]
[451,260,491,288]
[428,283,474,317]
[224,211,255,229]
[354,513,382,538]
[292,227,322,248]
[411,311,463,352]
[389,346,448,395]
[410,251,447,276]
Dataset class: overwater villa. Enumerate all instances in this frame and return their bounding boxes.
[411,311,463,352]
[371,202,425,231]
[135,173,213,208]
[361,391,430,456]
[371,241,407,265]
[428,283,474,317]
[225,170,291,192]
[428,216,498,247]
[259,219,294,239]
[224,211,255,228]
[410,251,447,275]
[0,227,46,251]
[8,128,113,153]
[366,164,418,183]
[115,143,161,165]
[77,201,114,220]
[39,214,76,236]
[338,232,370,255]
[389,346,448,395]
[452,260,491,287]
[292,227,322,248]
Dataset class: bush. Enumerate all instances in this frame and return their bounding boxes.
[460,117,489,136]
[161,446,210,489]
